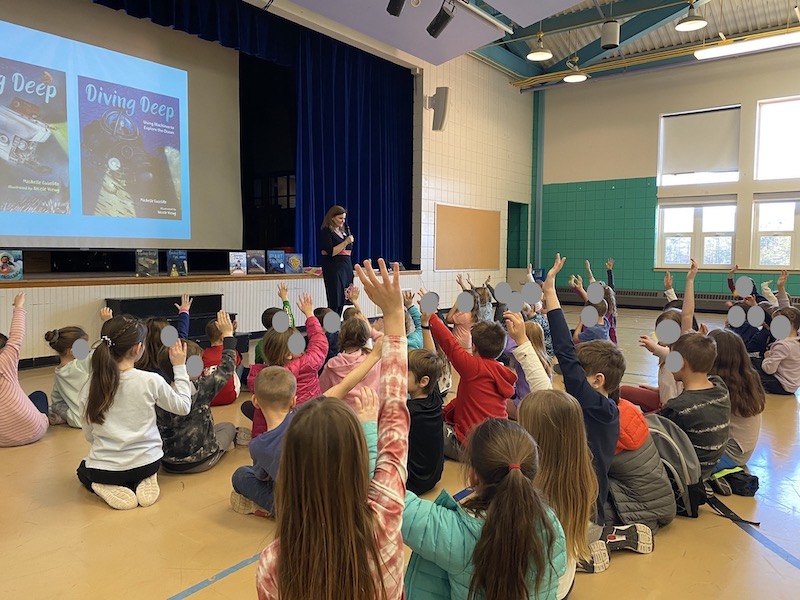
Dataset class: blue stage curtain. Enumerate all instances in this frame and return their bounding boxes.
[295,32,413,267]
[94,0,413,266]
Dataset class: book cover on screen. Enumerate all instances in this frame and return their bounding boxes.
[246,250,266,275]
[229,251,246,275]
[167,249,188,276]
[267,250,286,274]
[285,253,303,274]
[0,250,23,280]
[0,58,69,214]
[78,76,181,220]
[135,249,158,277]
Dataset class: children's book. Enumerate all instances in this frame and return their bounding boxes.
[229,251,247,275]
[246,250,266,274]
[135,249,159,277]
[0,250,23,281]
[267,250,286,274]
[284,253,303,274]
[167,249,188,276]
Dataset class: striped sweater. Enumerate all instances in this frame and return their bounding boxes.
[0,307,48,446]
[256,335,409,600]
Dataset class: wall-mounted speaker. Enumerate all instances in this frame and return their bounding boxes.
[424,87,449,131]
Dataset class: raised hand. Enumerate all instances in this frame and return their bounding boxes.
[169,340,187,365]
[354,259,403,315]
[543,253,567,292]
[503,311,527,346]
[215,310,234,338]
[639,335,659,354]
[13,292,25,308]
[729,264,739,276]
[606,258,615,270]
[568,274,577,288]
[466,274,474,288]
[663,271,673,290]
[484,275,492,286]
[778,270,789,291]
[687,258,698,281]
[278,282,289,302]
[456,274,466,290]
[585,259,596,282]
[100,307,113,322]
[175,293,193,312]
[350,286,361,302]
[353,386,379,423]
[297,293,314,318]
[403,290,415,308]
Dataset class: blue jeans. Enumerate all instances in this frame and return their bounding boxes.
[231,466,275,512]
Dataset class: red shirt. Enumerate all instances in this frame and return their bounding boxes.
[201,346,242,406]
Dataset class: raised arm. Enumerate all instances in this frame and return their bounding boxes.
[777,270,791,308]
[0,294,26,367]
[195,311,238,406]
[296,294,329,371]
[727,264,738,294]
[429,313,478,375]
[506,311,551,392]
[154,342,193,415]
[570,274,588,302]
[663,271,678,302]
[417,290,437,353]
[585,260,596,284]
[173,293,192,339]
[324,337,383,400]
[606,258,615,290]
[681,259,698,333]
[278,283,295,327]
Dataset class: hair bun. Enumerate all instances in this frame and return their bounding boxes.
[44,329,60,343]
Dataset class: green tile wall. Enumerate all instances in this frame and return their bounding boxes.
[507,201,529,269]
[536,177,800,295]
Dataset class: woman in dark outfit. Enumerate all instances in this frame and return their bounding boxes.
[319,205,355,314]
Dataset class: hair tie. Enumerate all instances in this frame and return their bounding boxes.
[100,335,114,348]
[508,464,521,472]
[51,329,60,342]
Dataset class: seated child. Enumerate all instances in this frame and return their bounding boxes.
[313,307,339,365]
[523,301,554,357]
[202,318,242,406]
[0,293,49,447]
[661,332,731,481]
[424,305,515,460]
[134,294,192,373]
[156,311,237,473]
[572,299,611,344]
[504,312,553,419]
[543,254,621,523]
[406,349,445,495]
[46,308,113,427]
[404,291,424,350]
[254,283,295,367]
[319,317,381,409]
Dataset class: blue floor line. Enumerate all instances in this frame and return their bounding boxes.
[735,522,800,570]
[167,553,260,600]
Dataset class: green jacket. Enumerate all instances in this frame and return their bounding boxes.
[402,489,567,600]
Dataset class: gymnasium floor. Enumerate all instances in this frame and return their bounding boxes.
[3,307,799,599]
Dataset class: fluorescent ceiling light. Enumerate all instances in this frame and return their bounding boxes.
[675,5,707,32]
[695,30,800,60]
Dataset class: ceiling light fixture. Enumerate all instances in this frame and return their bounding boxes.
[527,31,553,61]
[675,1,708,32]
[695,30,800,59]
[427,0,457,38]
[386,0,407,17]
[563,56,588,83]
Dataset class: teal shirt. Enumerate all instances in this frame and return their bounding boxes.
[407,305,424,350]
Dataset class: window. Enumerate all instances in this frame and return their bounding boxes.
[657,203,735,267]
[753,200,800,267]
[756,97,800,181]
[658,106,741,186]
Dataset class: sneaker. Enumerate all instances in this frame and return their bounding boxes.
[91,483,138,510]
[135,474,160,507]
[235,426,252,447]
[230,490,272,518]
[709,476,733,497]
[577,540,610,573]
[601,524,654,554]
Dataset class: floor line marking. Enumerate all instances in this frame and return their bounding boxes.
[167,553,260,600]
[735,521,800,570]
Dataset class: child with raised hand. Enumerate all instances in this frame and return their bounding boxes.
[572,299,610,345]
[248,293,329,437]
[504,311,552,419]
[134,293,193,372]
[77,315,192,510]
[202,316,242,406]
[572,258,618,344]
[156,310,238,473]
[402,418,567,600]
[255,283,295,366]
[0,293,49,447]
[231,339,384,517]
[423,292,516,460]
[404,290,424,349]
[462,274,494,322]
[543,254,621,523]
[448,277,479,353]
[406,348,445,495]
[256,258,409,600]
[45,307,113,427]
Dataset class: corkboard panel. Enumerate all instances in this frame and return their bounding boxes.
[434,204,501,271]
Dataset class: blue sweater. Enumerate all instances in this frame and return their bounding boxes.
[548,308,619,522]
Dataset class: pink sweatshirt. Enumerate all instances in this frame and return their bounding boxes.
[318,349,381,409]
[0,307,48,447]
[451,311,474,354]
[256,335,409,600]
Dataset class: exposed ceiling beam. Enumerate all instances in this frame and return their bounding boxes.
[471,43,541,78]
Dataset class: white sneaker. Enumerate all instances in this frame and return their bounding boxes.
[135,474,160,507]
[91,483,138,510]
[235,426,252,446]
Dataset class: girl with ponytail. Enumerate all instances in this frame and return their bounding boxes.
[402,418,567,600]
[76,314,193,511]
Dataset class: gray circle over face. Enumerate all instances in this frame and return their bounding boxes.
[323,311,341,333]
[186,355,205,378]
[420,292,439,315]
[747,305,766,328]
[666,351,684,373]
[587,282,605,305]
[727,305,746,328]
[581,305,599,326]
[272,311,290,333]
[457,291,476,313]
[771,315,792,340]
[522,282,542,305]
[494,282,513,304]
[288,332,306,355]
[655,319,681,345]
[72,339,90,360]
[735,276,754,298]
[507,291,524,313]
[160,325,179,347]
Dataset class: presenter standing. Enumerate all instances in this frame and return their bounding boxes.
[319,205,354,314]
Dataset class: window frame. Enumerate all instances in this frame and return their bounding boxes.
[751,198,800,268]
[755,95,800,182]
[656,200,736,269]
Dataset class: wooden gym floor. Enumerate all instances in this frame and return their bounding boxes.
[2,307,799,599]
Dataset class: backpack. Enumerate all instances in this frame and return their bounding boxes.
[646,414,706,518]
